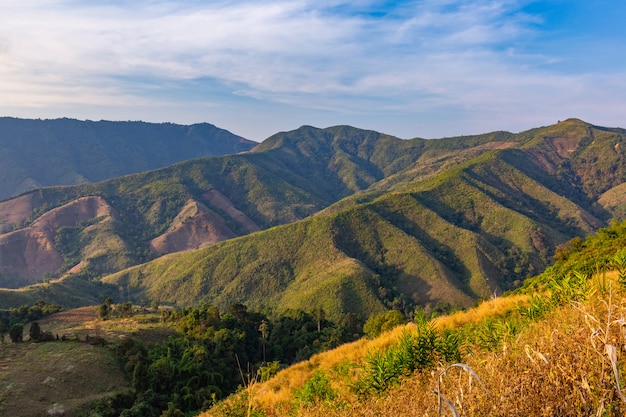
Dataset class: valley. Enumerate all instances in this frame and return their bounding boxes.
[0,118,624,319]
[2,117,626,415]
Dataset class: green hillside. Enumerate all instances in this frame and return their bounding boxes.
[1,118,626,322]
[101,133,607,320]
[0,124,520,289]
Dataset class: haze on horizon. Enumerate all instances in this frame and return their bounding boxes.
[1,0,624,142]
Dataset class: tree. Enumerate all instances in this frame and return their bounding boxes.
[29,321,42,342]
[97,303,110,320]
[363,310,404,338]
[116,302,133,318]
[313,307,326,333]
[259,320,270,362]
[9,324,23,343]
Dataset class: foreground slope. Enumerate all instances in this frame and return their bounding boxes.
[204,221,626,417]
[0,342,129,417]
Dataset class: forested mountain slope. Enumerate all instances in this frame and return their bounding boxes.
[1,119,626,318]
[102,126,608,319]
[0,117,255,200]
[0,124,519,288]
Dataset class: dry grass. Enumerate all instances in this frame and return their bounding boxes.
[29,306,176,344]
[205,274,626,417]
[245,295,530,415]
[434,293,529,330]
[249,322,419,411]
[0,341,129,417]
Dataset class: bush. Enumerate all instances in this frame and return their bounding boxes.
[29,321,42,342]
[9,324,23,343]
[363,310,404,338]
[356,321,464,394]
[295,370,337,406]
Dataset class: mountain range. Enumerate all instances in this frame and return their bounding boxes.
[1,117,625,321]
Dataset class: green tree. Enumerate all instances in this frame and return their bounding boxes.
[29,321,42,342]
[363,310,404,338]
[97,303,110,320]
[9,324,23,343]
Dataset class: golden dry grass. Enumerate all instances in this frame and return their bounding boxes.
[434,293,529,330]
[204,274,626,417]
[250,322,419,410]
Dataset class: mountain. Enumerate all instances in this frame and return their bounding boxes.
[1,118,626,320]
[0,117,256,201]
[0,125,516,289]
[102,120,611,319]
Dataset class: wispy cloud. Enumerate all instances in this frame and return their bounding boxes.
[0,0,624,139]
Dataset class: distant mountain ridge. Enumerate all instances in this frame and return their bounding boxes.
[0,117,256,201]
[1,118,626,321]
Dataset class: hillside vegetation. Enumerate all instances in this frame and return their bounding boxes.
[203,220,626,416]
[1,119,626,323]
[0,123,531,291]
[102,119,615,319]
[0,117,255,200]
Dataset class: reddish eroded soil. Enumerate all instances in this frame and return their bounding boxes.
[150,193,260,256]
[149,199,238,255]
[0,196,116,287]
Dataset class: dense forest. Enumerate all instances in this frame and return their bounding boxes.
[5,303,363,417]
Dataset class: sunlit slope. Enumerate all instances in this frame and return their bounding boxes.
[0,124,523,288]
[103,140,604,318]
[203,221,626,417]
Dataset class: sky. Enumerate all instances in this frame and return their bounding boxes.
[1,1,625,142]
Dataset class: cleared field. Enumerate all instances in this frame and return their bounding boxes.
[0,341,129,417]
[1,306,178,416]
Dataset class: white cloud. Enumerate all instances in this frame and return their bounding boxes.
[0,0,624,139]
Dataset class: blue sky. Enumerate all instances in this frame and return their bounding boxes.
[1,1,625,141]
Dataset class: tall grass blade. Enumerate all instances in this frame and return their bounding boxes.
[605,344,626,403]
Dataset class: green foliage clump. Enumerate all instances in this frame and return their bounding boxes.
[356,320,463,394]
[9,323,23,343]
[362,310,404,338]
[0,300,63,337]
[294,370,337,406]
[108,304,360,417]
[524,220,626,292]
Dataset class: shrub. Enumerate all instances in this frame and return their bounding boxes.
[356,321,464,394]
[363,310,404,338]
[295,370,337,406]
[9,323,23,343]
[29,321,42,342]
